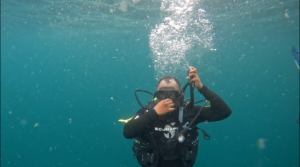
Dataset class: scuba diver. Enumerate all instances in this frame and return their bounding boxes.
[122,67,232,167]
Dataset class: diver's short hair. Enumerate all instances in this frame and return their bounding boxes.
[156,76,181,90]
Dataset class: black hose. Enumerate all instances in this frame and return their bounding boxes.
[189,82,194,109]
[194,99,206,104]
[188,100,207,128]
[134,90,154,110]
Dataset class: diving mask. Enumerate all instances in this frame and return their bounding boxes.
[155,87,180,101]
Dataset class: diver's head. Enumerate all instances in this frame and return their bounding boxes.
[156,76,180,91]
[155,76,181,102]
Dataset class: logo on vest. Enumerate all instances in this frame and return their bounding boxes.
[154,122,178,139]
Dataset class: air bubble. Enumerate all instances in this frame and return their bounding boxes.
[149,0,214,79]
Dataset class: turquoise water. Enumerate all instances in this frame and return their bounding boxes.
[1,0,299,167]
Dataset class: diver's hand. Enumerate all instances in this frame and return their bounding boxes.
[186,67,203,90]
[154,99,175,115]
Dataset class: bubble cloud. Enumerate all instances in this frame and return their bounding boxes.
[119,1,128,12]
[132,0,141,4]
[149,0,214,79]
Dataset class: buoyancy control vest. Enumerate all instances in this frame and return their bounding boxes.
[132,102,210,167]
[132,80,210,167]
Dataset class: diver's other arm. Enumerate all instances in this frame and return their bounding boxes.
[123,99,175,139]
[187,66,231,122]
[123,108,158,139]
[196,85,232,122]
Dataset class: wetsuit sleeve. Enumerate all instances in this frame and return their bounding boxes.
[123,108,158,139]
[195,85,231,123]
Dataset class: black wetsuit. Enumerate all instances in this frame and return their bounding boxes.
[123,85,232,167]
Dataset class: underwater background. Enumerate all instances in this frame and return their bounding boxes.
[1,0,299,167]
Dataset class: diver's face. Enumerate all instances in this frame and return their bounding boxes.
[156,80,180,104]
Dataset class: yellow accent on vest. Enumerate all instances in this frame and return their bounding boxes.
[295,60,300,69]
[204,100,211,107]
[118,117,133,123]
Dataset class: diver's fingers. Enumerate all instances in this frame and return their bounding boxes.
[164,99,173,103]
[189,70,197,77]
[164,99,174,105]
[189,67,197,73]
[169,101,175,107]
[189,73,198,79]
[162,99,174,107]
[162,99,174,112]
[155,99,174,115]
[189,71,196,76]
[190,78,199,82]
[167,100,175,107]
[168,108,175,111]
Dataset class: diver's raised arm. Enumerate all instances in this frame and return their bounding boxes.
[196,85,231,123]
[186,67,231,123]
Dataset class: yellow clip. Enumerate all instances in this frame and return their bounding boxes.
[119,98,156,124]
[118,117,133,123]
[205,101,211,107]
[295,60,300,69]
